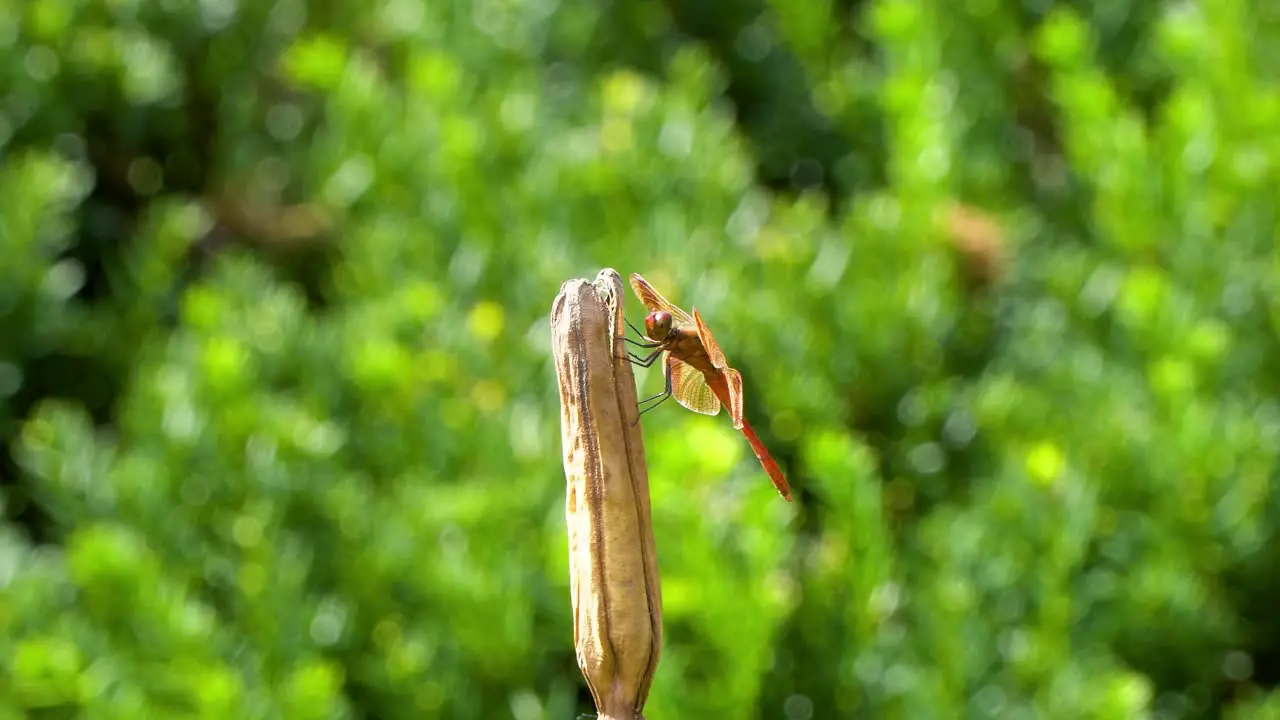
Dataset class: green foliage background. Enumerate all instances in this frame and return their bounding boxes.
[1,0,1279,717]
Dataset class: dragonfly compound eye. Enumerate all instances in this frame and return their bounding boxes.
[645,311,673,340]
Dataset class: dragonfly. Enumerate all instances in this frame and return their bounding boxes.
[622,273,792,502]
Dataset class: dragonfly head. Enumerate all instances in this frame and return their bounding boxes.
[644,310,673,341]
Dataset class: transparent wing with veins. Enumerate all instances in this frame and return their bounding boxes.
[692,308,731,370]
[629,274,697,331]
[667,355,720,416]
[693,308,743,428]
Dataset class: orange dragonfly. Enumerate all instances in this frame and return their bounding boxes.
[622,273,792,502]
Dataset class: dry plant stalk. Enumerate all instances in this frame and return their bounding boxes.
[551,269,663,720]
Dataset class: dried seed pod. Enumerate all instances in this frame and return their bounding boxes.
[551,268,663,720]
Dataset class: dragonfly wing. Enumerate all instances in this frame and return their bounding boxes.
[630,273,697,330]
[691,307,745,427]
[691,308,730,370]
[719,366,745,430]
[667,355,720,416]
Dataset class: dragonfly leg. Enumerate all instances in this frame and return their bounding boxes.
[637,390,671,407]
[624,336,661,348]
[615,341,663,363]
[633,366,673,425]
[626,348,664,368]
[615,319,662,362]
[614,345,664,366]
